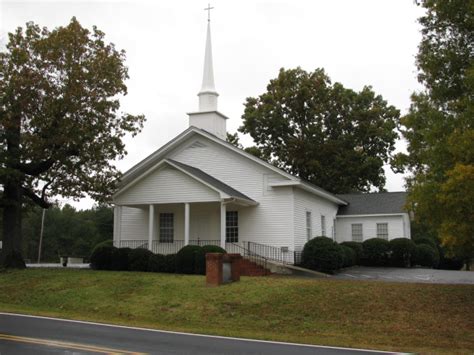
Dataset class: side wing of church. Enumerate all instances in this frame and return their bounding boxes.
[112,17,410,263]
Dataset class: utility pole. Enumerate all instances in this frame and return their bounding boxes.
[37,209,46,263]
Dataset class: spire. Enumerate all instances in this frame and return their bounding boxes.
[188,4,228,140]
[198,5,218,112]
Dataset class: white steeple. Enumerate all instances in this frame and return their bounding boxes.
[188,4,228,140]
[198,21,218,111]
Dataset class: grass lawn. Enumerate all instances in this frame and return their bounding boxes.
[0,269,473,354]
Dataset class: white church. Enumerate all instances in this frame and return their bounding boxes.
[112,17,410,263]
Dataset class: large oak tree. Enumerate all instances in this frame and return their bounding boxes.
[239,67,400,194]
[0,18,145,267]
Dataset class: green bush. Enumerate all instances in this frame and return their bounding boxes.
[438,249,464,270]
[390,238,416,267]
[302,236,344,273]
[148,253,167,272]
[201,245,226,254]
[176,245,205,274]
[128,248,154,272]
[361,238,391,266]
[414,237,437,249]
[110,247,131,271]
[163,254,177,273]
[340,241,363,264]
[413,244,439,268]
[90,245,116,270]
[340,245,357,267]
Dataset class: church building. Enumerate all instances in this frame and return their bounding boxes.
[112,16,410,263]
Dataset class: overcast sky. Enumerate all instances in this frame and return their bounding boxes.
[1,0,425,208]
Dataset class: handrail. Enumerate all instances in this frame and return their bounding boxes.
[247,241,298,265]
[227,242,268,270]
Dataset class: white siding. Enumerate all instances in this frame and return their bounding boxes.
[335,214,410,242]
[293,188,339,251]
[171,138,295,249]
[119,206,148,241]
[114,165,220,205]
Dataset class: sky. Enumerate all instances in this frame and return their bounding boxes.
[0,0,426,209]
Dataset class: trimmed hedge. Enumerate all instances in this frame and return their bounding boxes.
[340,241,363,264]
[128,248,154,272]
[110,247,131,271]
[340,245,357,267]
[148,253,167,272]
[176,245,205,274]
[90,245,116,270]
[361,238,391,266]
[390,238,416,267]
[413,244,439,268]
[163,254,177,273]
[201,245,226,254]
[302,237,344,273]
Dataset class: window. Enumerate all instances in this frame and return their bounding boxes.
[351,224,363,242]
[159,213,174,243]
[306,211,312,240]
[377,223,389,240]
[226,211,238,243]
[321,215,326,236]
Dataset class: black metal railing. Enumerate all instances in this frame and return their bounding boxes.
[226,242,268,271]
[189,239,222,247]
[118,240,148,249]
[246,241,298,265]
[151,240,185,254]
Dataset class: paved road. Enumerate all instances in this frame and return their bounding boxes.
[0,313,405,354]
[334,266,474,284]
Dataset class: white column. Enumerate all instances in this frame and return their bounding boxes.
[148,204,154,251]
[220,202,226,249]
[184,203,190,246]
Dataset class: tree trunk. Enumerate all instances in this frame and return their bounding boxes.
[1,180,25,268]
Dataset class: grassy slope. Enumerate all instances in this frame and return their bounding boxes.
[0,269,473,354]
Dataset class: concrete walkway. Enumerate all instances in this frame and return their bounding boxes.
[26,263,90,269]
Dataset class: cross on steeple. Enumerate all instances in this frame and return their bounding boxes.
[204,3,214,22]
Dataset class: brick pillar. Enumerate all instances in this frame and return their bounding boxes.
[206,253,223,287]
[228,253,242,282]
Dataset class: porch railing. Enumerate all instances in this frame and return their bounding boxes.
[116,239,301,265]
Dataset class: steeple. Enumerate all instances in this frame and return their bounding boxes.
[198,21,218,111]
[187,4,228,140]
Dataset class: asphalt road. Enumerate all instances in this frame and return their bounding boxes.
[333,266,474,284]
[0,313,405,355]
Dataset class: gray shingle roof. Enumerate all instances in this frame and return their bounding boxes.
[336,192,408,215]
[167,159,256,203]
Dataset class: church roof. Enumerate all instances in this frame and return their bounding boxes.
[336,192,408,215]
[166,159,256,203]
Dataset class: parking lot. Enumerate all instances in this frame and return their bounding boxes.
[334,266,474,284]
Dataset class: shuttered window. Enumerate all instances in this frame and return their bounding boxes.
[351,224,363,242]
[159,213,174,243]
[377,223,389,240]
[321,215,326,236]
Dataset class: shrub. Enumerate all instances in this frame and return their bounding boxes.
[148,253,167,272]
[201,245,226,254]
[413,244,439,268]
[90,245,116,270]
[340,241,363,264]
[340,245,357,267]
[389,238,416,267]
[163,254,177,273]
[128,248,154,272]
[361,238,391,266]
[176,245,205,274]
[438,249,464,270]
[302,236,344,273]
[414,237,437,249]
[110,247,131,271]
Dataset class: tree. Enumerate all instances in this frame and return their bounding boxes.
[0,18,145,267]
[225,132,266,160]
[392,0,473,266]
[239,67,400,194]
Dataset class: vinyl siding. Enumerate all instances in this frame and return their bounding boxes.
[114,165,220,205]
[293,187,339,251]
[335,214,410,242]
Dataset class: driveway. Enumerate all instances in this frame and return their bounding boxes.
[334,266,474,284]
